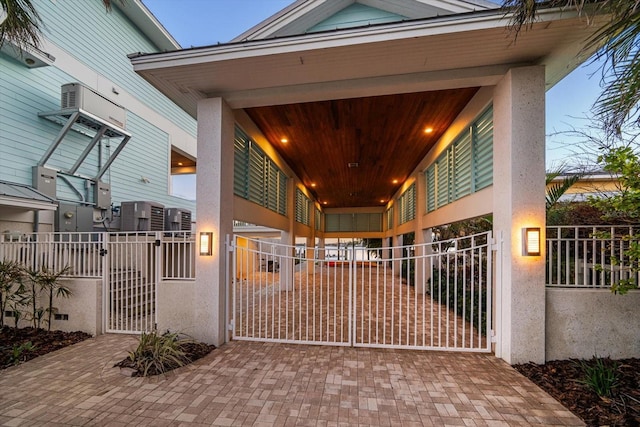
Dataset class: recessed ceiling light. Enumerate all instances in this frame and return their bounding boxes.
[280,138,288,143]
[311,183,316,187]
[178,162,183,166]
[392,179,398,184]
[380,199,385,203]
[424,127,433,134]
[323,201,328,205]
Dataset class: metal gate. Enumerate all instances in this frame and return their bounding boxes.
[230,232,494,352]
[104,233,159,333]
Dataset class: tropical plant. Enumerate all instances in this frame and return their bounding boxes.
[0,0,118,51]
[38,266,72,331]
[0,259,23,327]
[24,265,71,330]
[545,170,584,212]
[10,341,35,365]
[576,356,620,398]
[503,0,640,136]
[126,330,191,377]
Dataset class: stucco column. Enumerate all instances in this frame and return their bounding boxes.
[493,66,546,364]
[194,97,235,346]
[280,179,296,291]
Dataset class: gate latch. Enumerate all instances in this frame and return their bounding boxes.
[99,248,108,256]
[154,239,161,247]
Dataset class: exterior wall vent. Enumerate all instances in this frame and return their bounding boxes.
[61,83,126,129]
[120,201,165,231]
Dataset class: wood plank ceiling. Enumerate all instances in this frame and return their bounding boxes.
[246,87,479,208]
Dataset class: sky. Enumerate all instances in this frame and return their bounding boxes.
[143,0,604,198]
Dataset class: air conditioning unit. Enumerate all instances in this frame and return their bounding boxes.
[165,208,192,232]
[61,83,126,129]
[120,201,165,231]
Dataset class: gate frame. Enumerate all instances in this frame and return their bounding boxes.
[228,231,497,352]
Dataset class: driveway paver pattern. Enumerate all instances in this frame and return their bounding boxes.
[0,334,583,426]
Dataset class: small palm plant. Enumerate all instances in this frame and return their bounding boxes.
[0,260,24,327]
[25,265,71,330]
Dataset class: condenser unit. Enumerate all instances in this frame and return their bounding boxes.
[61,83,126,128]
[120,201,164,231]
[164,208,192,232]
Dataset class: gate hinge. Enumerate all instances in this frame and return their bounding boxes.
[228,320,235,331]
[227,244,234,253]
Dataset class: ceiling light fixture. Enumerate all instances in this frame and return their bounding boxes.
[311,183,316,187]
[178,162,183,166]
[280,138,288,143]
[392,179,398,184]
[424,127,433,134]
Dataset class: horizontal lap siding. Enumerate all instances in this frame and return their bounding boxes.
[1,1,196,213]
[36,1,196,137]
[0,57,85,184]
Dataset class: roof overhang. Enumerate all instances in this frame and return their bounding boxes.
[0,182,58,211]
[130,6,605,117]
[116,0,181,51]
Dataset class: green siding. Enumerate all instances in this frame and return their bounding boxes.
[308,3,406,33]
[425,106,493,213]
[234,127,287,216]
[0,1,196,214]
[325,212,382,233]
[34,1,195,136]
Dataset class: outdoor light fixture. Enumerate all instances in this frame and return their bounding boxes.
[523,227,541,256]
[200,232,213,256]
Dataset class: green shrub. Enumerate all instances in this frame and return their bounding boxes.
[576,357,619,397]
[127,330,192,376]
[427,259,488,334]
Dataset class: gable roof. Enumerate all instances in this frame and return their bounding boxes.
[232,0,498,42]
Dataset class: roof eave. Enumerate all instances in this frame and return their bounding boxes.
[117,0,181,51]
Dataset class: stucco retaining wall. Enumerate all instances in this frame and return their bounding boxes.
[546,288,640,361]
[156,280,196,336]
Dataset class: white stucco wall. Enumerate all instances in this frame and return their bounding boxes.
[546,288,640,361]
[156,280,196,336]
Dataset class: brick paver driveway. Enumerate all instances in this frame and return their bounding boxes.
[0,334,583,426]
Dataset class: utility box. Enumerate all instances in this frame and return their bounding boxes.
[164,208,192,232]
[120,201,165,231]
[61,83,126,129]
[94,181,111,210]
[56,203,94,232]
[32,166,57,198]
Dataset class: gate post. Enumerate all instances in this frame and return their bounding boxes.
[493,66,546,364]
[194,97,235,346]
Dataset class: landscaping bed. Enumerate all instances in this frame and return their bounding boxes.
[515,358,640,426]
[0,326,91,369]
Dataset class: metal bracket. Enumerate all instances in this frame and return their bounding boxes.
[99,248,108,257]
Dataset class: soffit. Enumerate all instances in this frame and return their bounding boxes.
[245,88,479,208]
[131,9,602,116]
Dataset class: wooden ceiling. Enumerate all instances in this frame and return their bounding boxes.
[246,88,479,208]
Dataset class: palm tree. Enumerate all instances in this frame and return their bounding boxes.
[502,0,640,136]
[1,0,115,51]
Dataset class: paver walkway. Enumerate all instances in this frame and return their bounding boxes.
[0,334,583,426]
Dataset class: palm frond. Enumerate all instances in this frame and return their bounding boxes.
[0,0,43,50]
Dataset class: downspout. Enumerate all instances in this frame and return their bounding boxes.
[33,210,39,233]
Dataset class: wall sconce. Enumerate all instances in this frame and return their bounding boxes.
[523,227,541,256]
[200,232,213,256]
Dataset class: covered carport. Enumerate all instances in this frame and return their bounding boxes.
[130,5,602,364]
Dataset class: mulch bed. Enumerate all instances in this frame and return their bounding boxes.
[0,326,91,370]
[515,358,640,426]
